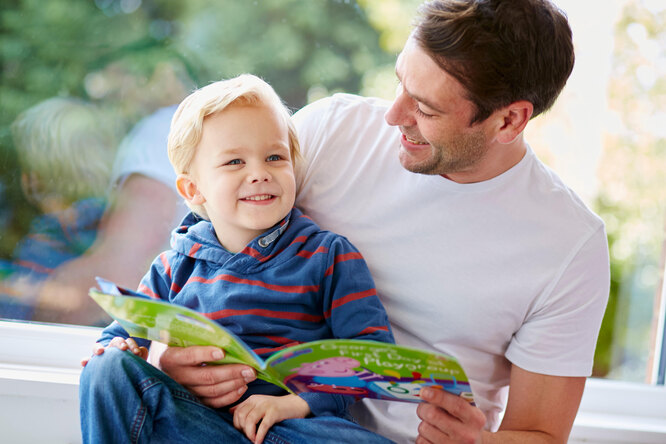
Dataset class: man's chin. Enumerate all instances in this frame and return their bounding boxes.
[398,149,439,175]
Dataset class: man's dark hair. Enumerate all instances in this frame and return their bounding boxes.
[414,0,575,124]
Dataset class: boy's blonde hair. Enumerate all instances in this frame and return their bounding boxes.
[11,97,120,207]
[168,74,300,218]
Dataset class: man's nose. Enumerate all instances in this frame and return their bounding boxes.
[385,90,416,127]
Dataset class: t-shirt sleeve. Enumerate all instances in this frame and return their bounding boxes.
[505,225,610,376]
[110,105,178,191]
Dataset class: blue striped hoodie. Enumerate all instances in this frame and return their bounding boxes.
[99,207,394,417]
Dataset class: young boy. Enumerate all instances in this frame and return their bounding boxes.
[79,74,395,444]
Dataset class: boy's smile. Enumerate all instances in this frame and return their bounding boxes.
[178,103,296,252]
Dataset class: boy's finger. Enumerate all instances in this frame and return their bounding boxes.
[109,337,128,349]
[125,337,138,350]
[243,417,257,443]
[138,346,149,359]
[255,419,272,444]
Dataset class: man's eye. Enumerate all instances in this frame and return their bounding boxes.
[226,159,243,165]
[266,154,282,161]
[416,107,434,118]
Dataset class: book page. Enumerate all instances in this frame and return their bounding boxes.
[90,290,262,368]
[266,339,474,403]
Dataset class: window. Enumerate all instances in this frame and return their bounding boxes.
[1,0,665,387]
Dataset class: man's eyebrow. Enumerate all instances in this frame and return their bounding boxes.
[395,68,446,114]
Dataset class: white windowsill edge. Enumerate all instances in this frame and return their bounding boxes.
[1,320,665,443]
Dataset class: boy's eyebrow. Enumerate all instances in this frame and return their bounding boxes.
[395,68,446,114]
[214,146,244,157]
[271,142,291,151]
[217,143,290,155]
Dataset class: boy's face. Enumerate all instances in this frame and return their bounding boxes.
[178,103,296,252]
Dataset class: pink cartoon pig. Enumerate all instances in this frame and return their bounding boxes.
[294,357,361,377]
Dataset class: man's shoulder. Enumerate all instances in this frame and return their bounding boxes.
[526,152,605,233]
[295,93,390,125]
[327,93,392,108]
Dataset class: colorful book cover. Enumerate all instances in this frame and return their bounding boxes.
[90,278,474,404]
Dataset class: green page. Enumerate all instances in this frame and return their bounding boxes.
[90,279,474,404]
[89,286,288,390]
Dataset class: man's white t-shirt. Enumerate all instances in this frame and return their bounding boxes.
[111,105,179,191]
[293,94,610,442]
[109,105,189,226]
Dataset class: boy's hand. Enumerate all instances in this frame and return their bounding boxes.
[80,337,148,367]
[230,394,310,444]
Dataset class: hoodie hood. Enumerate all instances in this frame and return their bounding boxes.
[170,208,318,271]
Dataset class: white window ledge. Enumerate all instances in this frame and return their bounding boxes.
[1,320,665,443]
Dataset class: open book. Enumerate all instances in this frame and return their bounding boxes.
[90,278,474,404]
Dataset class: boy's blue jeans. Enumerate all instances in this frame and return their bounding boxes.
[79,347,395,443]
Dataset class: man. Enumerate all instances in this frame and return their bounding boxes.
[154,0,610,442]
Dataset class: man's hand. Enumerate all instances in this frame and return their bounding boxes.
[230,394,310,444]
[416,387,486,444]
[157,345,257,408]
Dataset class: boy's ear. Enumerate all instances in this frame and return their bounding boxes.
[495,100,533,144]
[176,174,205,205]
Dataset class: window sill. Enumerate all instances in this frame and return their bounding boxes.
[1,320,665,443]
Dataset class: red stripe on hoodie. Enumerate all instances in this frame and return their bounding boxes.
[203,308,323,323]
[188,243,202,257]
[324,288,376,318]
[324,252,364,276]
[137,283,160,299]
[187,274,319,293]
[159,252,171,279]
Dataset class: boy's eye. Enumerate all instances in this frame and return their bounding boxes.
[266,154,282,162]
[226,159,243,165]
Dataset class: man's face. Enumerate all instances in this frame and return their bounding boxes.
[385,37,493,180]
[187,103,296,251]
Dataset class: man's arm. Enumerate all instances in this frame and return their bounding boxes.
[416,364,585,444]
[34,174,180,325]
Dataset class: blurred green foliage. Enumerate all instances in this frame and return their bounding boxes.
[0,0,394,257]
[592,0,666,381]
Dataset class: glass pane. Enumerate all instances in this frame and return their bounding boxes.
[0,0,396,326]
[524,0,666,382]
[1,0,664,386]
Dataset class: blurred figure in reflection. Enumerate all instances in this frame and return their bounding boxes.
[32,60,194,325]
[0,97,121,320]
[32,105,188,324]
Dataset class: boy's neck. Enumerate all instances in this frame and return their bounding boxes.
[212,215,290,254]
[215,230,261,254]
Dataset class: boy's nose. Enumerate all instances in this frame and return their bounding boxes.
[247,166,272,183]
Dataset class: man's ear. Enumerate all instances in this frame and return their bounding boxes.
[496,100,533,144]
[176,174,205,205]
